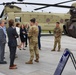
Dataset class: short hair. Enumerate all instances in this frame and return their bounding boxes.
[30,18,36,23]
[56,22,60,24]
[16,23,20,27]
[8,19,14,27]
[0,20,3,25]
[0,20,4,25]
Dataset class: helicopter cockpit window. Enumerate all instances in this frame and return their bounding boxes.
[15,17,21,22]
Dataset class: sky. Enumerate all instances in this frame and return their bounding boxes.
[0,0,76,14]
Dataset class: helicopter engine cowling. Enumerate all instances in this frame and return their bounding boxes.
[63,21,76,38]
[68,22,76,38]
[63,8,76,38]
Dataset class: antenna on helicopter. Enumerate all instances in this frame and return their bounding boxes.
[17,0,24,1]
[42,10,43,12]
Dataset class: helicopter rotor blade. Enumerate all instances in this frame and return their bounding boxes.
[0,1,75,8]
[0,9,4,18]
[0,1,75,18]
[55,0,76,5]
[11,2,75,8]
[0,1,75,13]
[34,0,76,10]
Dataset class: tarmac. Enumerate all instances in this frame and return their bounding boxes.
[0,35,76,75]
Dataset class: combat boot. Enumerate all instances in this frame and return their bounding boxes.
[51,49,55,51]
[51,46,56,51]
[34,59,39,63]
[57,49,60,52]
[25,60,33,64]
[35,54,39,63]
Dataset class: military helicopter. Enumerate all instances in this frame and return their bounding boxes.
[63,3,76,38]
[0,0,76,34]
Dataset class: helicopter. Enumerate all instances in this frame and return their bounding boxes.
[63,3,76,38]
[0,0,76,34]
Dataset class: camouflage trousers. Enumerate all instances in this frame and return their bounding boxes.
[53,37,61,50]
[29,42,39,61]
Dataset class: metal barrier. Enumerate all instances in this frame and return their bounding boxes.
[54,48,76,75]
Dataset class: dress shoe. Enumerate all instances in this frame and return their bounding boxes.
[23,48,26,50]
[0,61,7,64]
[19,48,22,50]
[9,66,17,69]
[39,49,41,50]
[25,46,27,47]
[13,64,17,66]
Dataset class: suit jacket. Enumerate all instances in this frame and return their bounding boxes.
[7,27,18,47]
[0,27,6,44]
[38,26,41,37]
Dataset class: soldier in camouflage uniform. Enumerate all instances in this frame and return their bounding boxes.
[26,18,39,64]
[52,22,62,52]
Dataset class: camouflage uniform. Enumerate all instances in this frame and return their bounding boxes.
[26,25,39,64]
[52,27,62,51]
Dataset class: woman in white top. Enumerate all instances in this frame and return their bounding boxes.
[16,23,21,48]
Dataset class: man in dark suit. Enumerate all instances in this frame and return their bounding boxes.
[7,19,18,69]
[0,20,7,64]
[36,22,41,50]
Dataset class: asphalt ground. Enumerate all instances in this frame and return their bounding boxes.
[0,35,76,75]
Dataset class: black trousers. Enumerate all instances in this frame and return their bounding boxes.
[38,37,41,49]
[0,43,5,62]
[9,46,16,67]
[25,35,27,46]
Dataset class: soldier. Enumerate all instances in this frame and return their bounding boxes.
[52,22,62,52]
[26,18,39,64]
